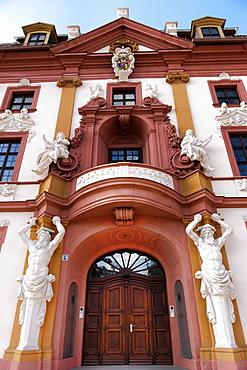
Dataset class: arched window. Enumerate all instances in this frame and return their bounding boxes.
[174,280,192,359]
[89,250,164,278]
[63,282,78,358]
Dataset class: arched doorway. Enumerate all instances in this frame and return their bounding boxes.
[82,249,172,365]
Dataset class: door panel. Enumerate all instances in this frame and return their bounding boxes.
[102,284,125,364]
[83,274,172,365]
[129,284,152,364]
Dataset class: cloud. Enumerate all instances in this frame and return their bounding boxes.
[0,14,21,43]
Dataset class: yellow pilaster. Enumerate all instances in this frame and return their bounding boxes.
[55,76,82,138]
[166,72,194,137]
[4,217,68,362]
[183,214,247,362]
[180,170,214,196]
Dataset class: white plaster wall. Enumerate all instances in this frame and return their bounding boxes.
[212,179,247,197]
[71,77,178,138]
[0,212,32,358]
[17,82,62,182]
[216,208,247,343]
[186,77,233,177]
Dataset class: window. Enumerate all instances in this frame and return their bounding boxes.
[201,27,220,38]
[112,89,136,106]
[0,86,40,113]
[229,134,247,175]
[215,87,240,105]
[27,33,47,45]
[109,148,142,163]
[0,141,21,181]
[208,80,247,107]
[9,93,34,110]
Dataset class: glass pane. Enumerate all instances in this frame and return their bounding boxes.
[39,34,46,41]
[125,101,135,105]
[239,164,247,176]
[10,143,20,152]
[230,137,241,147]
[6,154,17,167]
[113,101,123,106]
[30,35,38,41]
[13,97,23,103]
[234,149,245,161]
[0,143,8,153]
[113,94,123,100]
[126,94,135,99]
[2,169,13,181]
[242,137,247,146]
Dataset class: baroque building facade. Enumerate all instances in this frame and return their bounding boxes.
[0,11,247,370]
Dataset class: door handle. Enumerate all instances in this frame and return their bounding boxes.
[130,323,135,333]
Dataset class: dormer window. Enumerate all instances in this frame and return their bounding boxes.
[191,17,225,39]
[27,33,47,45]
[201,27,220,38]
[22,22,58,46]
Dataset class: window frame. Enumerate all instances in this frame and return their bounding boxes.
[221,126,247,176]
[201,27,220,38]
[208,80,247,108]
[0,85,41,113]
[112,89,136,106]
[27,32,48,45]
[108,147,143,164]
[0,132,28,182]
[106,82,142,107]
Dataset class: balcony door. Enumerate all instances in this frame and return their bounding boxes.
[83,250,172,365]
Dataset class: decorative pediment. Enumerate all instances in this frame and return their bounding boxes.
[0,109,35,142]
[51,17,193,55]
[215,102,247,137]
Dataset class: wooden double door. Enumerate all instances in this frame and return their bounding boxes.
[83,273,172,365]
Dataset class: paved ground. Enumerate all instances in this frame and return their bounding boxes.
[70,366,189,370]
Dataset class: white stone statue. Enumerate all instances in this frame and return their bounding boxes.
[87,84,103,102]
[18,108,29,119]
[180,129,215,172]
[145,84,158,99]
[186,213,237,348]
[111,46,135,81]
[16,216,65,350]
[32,132,70,175]
[0,109,12,120]
[220,102,229,115]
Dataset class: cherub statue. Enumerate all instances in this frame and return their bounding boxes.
[32,132,70,175]
[145,84,158,99]
[220,102,229,115]
[87,84,103,102]
[0,109,12,120]
[180,129,215,172]
[19,108,29,119]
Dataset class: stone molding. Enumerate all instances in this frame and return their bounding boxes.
[0,109,35,142]
[76,164,174,190]
[0,183,16,197]
[215,102,247,137]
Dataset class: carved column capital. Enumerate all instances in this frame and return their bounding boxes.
[166,72,190,84]
[57,76,82,88]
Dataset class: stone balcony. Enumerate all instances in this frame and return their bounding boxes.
[76,162,174,191]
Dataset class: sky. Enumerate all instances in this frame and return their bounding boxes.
[0,0,247,43]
